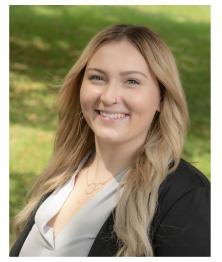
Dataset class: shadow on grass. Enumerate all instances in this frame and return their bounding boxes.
[10,85,58,131]
[10,170,38,214]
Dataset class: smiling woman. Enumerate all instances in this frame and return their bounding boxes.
[10,24,210,257]
[80,40,160,147]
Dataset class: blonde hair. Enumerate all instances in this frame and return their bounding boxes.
[13,24,189,256]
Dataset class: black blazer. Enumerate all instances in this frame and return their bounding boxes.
[10,159,210,257]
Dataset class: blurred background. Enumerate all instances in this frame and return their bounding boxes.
[10,5,210,244]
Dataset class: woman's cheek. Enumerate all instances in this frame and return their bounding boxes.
[80,85,98,120]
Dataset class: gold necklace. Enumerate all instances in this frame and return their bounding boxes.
[84,166,130,195]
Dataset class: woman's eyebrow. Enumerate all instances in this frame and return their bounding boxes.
[120,70,148,79]
[86,68,148,79]
[86,68,106,74]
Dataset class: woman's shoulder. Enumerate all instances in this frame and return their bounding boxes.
[159,158,210,197]
[152,159,210,256]
[156,159,210,217]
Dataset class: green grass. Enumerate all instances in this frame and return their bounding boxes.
[10,5,210,245]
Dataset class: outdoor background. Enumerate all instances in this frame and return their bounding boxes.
[10,5,210,245]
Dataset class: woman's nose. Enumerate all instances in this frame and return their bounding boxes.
[99,82,120,105]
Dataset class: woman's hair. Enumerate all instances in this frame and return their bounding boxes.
[13,24,189,256]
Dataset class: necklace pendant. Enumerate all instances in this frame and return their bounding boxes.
[85,183,97,194]
[85,182,103,194]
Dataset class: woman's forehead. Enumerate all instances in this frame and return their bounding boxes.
[86,40,150,75]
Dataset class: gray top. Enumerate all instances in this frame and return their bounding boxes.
[19,152,129,256]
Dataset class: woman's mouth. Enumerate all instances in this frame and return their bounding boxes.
[95,110,130,120]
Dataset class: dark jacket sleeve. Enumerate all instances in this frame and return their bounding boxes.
[153,185,210,256]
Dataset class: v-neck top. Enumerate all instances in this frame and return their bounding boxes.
[19,151,129,257]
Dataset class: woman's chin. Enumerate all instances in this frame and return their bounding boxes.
[95,133,125,145]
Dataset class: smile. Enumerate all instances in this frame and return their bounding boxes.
[96,110,129,120]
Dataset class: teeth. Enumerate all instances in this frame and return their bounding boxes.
[100,111,127,119]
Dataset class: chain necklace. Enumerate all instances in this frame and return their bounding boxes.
[84,166,130,195]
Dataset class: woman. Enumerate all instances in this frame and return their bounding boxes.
[10,24,210,257]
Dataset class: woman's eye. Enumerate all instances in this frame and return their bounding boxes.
[89,75,104,81]
[127,79,140,85]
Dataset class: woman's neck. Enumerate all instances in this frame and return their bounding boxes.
[88,138,142,181]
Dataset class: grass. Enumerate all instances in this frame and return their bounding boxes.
[10,5,210,245]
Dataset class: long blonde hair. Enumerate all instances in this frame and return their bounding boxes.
[13,24,189,256]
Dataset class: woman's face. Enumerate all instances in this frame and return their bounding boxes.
[80,40,160,147]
